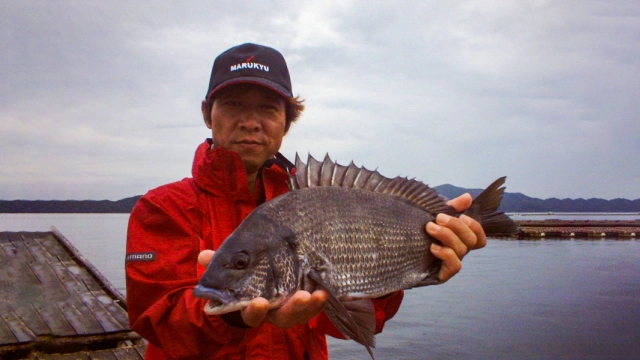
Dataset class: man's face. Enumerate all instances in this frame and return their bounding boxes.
[205,83,287,175]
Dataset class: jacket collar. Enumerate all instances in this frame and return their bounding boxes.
[191,139,291,200]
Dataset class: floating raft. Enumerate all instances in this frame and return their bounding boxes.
[515,219,640,238]
[0,228,145,359]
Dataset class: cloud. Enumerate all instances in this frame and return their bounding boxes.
[1,1,638,200]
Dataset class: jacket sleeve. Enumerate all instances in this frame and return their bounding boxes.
[308,290,405,339]
[125,183,247,359]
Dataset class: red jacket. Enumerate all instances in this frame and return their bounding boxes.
[125,140,404,359]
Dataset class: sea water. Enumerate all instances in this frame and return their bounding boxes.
[1,213,639,359]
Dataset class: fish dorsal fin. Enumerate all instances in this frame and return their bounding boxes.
[290,153,452,214]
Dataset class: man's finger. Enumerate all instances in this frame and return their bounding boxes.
[241,297,270,327]
[435,213,476,257]
[446,193,472,212]
[460,215,487,250]
[427,220,468,260]
[265,290,329,328]
[197,250,215,267]
[430,243,462,283]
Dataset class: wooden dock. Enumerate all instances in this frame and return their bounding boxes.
[515,219,640,238]
[0,229,145,359]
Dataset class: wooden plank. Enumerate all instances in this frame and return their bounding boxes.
[12,303,52,337]
[1,311,37,343]
[27,260,70,304]
[0,233,18,257]
[0,231,27,246]
[55,301,93,335]
[37,233,72,260]
[53,257,130,330]
[52,227,128,308]
[3,234,34,268]
[62,290,106,334]
[23,234,56,264]
[1,236,54,345]
[0,315,18,345]
[49,259,87,296]
[34,353,91,359]
[112,346,145,360]
[0,231,146,357]
[75,289,125,333]
[33,300,77,337]
[133,343,146,358]
[0,258,23,304]
[86,286,130,329]
[21,235,72,305]
[88,349,119,360]
[60,257,103,294]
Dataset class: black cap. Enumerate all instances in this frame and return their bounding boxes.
[205,43,293,100]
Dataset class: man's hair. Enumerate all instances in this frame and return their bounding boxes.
[284,96,305,132]
[204,95,305,133]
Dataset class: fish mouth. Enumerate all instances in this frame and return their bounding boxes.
[193,285,247,315]
[193,284,234,303]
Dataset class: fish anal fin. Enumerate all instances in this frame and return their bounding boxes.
[307,269,376,359]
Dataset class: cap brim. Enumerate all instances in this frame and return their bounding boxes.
[207,77,293,100]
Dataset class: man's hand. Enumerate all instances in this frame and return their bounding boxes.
[427,193,487,283]
[197,250,329,328]
[241,290,328,328]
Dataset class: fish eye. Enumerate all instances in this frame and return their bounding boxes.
[232,252,250,270]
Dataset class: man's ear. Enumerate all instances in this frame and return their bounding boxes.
[202,100,212,129]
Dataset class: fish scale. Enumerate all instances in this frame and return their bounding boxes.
[260,186,438,298]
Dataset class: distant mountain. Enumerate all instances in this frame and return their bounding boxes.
[0,196,141,213]
[433,184,640,212]
[1,187,639,213]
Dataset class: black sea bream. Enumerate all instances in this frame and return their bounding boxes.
[193,154,515,358]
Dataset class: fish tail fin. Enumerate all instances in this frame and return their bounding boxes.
[464,177,517,236]
[479,211,518,236]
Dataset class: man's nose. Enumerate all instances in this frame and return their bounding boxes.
[238,107,261,130]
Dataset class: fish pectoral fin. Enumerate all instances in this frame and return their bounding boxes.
[307,269,376,359]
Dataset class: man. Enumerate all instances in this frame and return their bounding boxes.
[126,43,486,359]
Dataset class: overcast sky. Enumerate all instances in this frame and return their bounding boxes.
[1,1,638,201]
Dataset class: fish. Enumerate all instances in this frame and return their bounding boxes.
[193,154,516,359]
